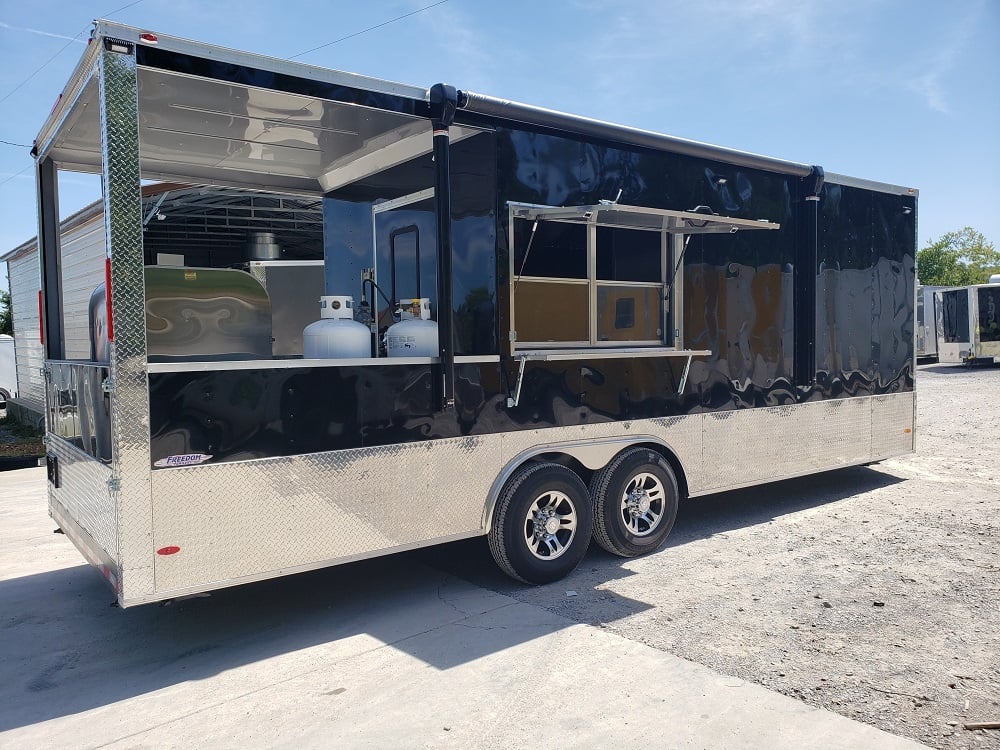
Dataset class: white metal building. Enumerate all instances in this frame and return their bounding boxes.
[2,184,323,423]
[3,201,105,422]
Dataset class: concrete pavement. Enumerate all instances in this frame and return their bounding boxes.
[0,466,925,749]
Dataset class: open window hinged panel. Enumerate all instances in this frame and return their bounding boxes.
[509,201,782,234]
[504,201,780,405]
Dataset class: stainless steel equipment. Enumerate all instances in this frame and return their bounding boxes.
[247,231,281,260]
[245,261,325,357]
[145,267,272,361]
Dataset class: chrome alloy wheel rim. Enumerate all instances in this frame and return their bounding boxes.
[523,490,578,560]
[620,472,665,536]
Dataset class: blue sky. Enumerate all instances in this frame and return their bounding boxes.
[1,0,998,290]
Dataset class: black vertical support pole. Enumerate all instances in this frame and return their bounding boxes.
[430,83,458,411]
[36,155,65,360]
[794,165,823,388]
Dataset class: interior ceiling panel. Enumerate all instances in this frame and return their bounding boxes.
[48,75,103,173]
[139,185,324,259]
[134,68,428,193]
[42,66,491,197]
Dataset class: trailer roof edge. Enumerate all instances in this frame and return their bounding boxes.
[94,19,428,99]
[458,91,815,179]
[31,21,919,193]
[33,24,103,160]
[824,172,918,197]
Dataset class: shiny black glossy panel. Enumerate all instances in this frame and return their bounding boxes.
[150,365,428,465]
[939,289,969,342]
[977,287,1000,342]
[148,346,918,468]
[817,184,916,393]
[497,126,801,405]
[135,47,428,117]
[148,363,510,467]
[497,128,914,404]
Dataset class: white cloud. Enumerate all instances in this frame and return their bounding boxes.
[902,2,987,115]
[413,2,495,91]
[909,70,949,115]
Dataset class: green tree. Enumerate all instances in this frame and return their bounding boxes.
[0,290,12,336]
[917,227,999,286]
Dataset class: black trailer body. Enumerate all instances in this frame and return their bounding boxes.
[34,22,916,605]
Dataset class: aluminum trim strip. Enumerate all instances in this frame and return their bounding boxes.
[247,260,324,268]
[512,347,711,361]
[825,172,918,197]
[146,354,498,372]
[508,201,780,232]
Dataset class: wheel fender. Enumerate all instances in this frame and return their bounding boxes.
[482,435,682,532]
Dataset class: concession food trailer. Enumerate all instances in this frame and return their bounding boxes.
[33,21,917,606]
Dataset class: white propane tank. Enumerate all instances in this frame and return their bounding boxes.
[386,298,438,357]
[302,296,371,358]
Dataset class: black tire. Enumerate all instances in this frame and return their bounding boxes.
[488,462,593,585]
[589,447,679,557]
[0,388,9,411]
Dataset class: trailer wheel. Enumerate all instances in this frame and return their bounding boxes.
[488,462,593,584]
[589,447,678,557]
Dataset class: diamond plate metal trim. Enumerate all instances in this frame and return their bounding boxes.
[497,394,912,500]
[99,46,153,601]
[48,437,118,562]
[150,435,503,592]
[697,397,873,492]
[872,392,915,458]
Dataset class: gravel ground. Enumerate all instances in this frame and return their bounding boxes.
[0,410,46,460]
[426,363,999,749]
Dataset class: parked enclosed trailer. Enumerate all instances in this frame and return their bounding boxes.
[935,284,1000,365]
[916,285,947,362]
[33,21,917,606]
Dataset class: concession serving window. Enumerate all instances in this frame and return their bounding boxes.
[505,201,780,404]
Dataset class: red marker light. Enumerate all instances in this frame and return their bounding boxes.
[157,546,181,556]
[139,33,158,43]
[38,290,44,344]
